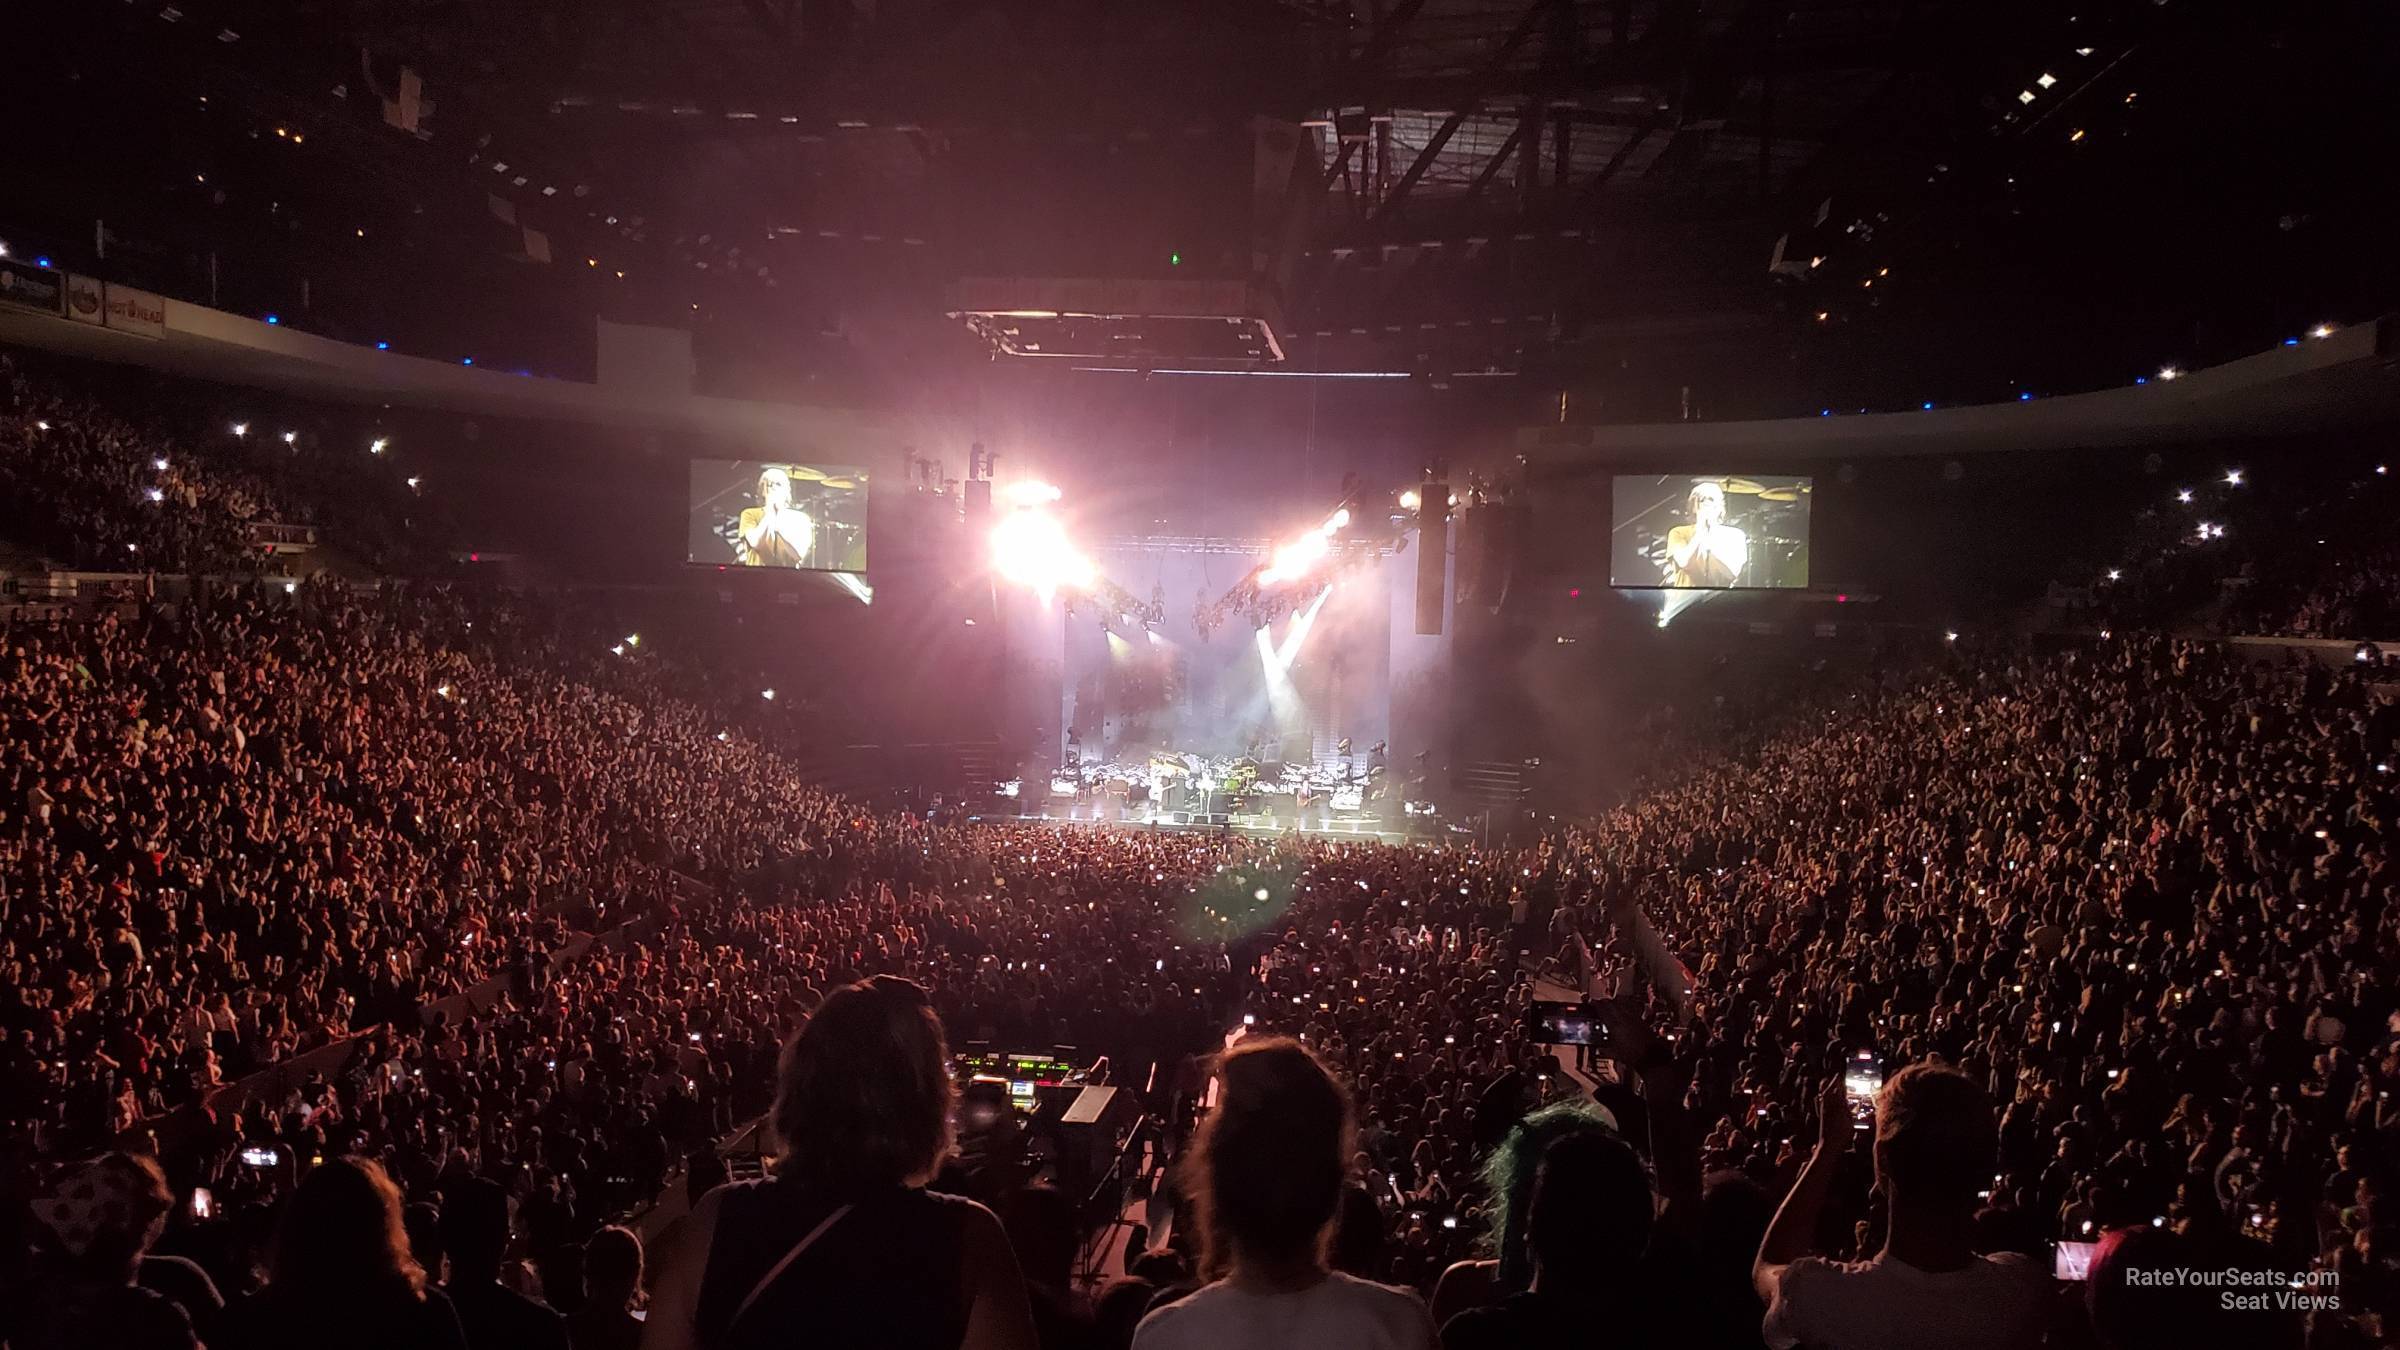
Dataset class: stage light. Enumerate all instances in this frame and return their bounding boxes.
[35,256,50,268]
[1398,489,1421,511]
[625,633,639,647]
[2224,469,2243,486]
[406,477,421,490]
[1002,481,1063,506]
[2106,569,2120,581]
[610,643,625,657]
[1945,630,1958,642]
[370,438,388,454]
[761,688,776,700]
[1329,507,1351,530]
[281,430,297,444]
[376,342,389,350]
[231,422,248,437]
[2176,488,2193,503]
[153,458,168,470]
[2157,366,2180,381]
[283,581,297,595]
[990,509,1094,598]
[145,487,164,503]
[461,357,474,366]
[265,314,280,325]
[2380,466,2389,476]
[2036,73,2057,88]
[1259,526,1333,587]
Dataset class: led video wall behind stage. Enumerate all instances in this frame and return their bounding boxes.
[687,459,869,572]
[1609,474,1812,590]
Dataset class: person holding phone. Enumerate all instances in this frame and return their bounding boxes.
[1753,1065,2050,1350]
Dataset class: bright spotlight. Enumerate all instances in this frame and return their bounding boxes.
[1002,481,1064,507]
[1260,528,1333,588]
[1398,489,1421,511]
[281,430,298,444]
[370,438,389,454]
[2310,323,2336,339]
[230,422,249,437]
[761,688,776,701]
[991,509,1093,597]
[1328,507,1351,530]
[2224,469,2243,486]
[153,457,169,471]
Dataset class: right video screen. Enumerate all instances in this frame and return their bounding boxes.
[1609,475,1813,590]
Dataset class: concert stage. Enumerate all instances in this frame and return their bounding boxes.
[997,809,1414,846]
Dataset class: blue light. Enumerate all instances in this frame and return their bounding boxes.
[461,357,474,366]
[1820,409,1831,417]
[2019,391,2033,401]
[375,341,389,351]
[2283,337,2300,346]
[34,256,51,269]
[265,314,280,325]
[2136,377,2148,384]
[1921,401,1935,411]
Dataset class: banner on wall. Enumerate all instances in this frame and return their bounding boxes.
[63,274,104,325]
[0,259,66,316]
[102,283,166,338]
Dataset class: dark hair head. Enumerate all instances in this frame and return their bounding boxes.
[998,1185,1078,1289]
[1875,1062,1999,1209]
[270,1157,426,1300]
[1479,1102,1617,1291]
[437,1179,512,1276]
[1184,1038,1352,1278]
[583,1226,643,1297]
[1526,1131,1654,1275]
[770,976,952,1192]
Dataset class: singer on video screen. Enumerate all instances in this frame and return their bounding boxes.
[1664,479,1747,587]
[735,466,818,568]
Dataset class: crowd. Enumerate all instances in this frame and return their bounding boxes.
[0,351,442,575]
[6,351,2400,1348]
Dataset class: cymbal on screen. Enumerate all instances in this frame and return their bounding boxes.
[780,464,832,482]
[1721,478,1769,494]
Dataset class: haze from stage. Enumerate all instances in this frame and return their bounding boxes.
[687,458,869,572]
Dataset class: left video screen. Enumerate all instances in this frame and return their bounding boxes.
[687,459,868,572]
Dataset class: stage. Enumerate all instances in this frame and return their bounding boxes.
[992,809,1416,846]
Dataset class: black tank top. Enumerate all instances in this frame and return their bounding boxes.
[692,1180,972,1350]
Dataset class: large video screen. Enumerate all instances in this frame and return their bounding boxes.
[1609,475,1811,589]
[687,459,868,572]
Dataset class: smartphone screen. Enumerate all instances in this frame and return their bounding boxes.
[1527,1000,1605,1047]
[188,1187,214,1220]
[2054,1240,2099,1281]
[1843,1050,1885,1129]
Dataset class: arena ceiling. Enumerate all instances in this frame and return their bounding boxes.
[8,1,2399,403]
